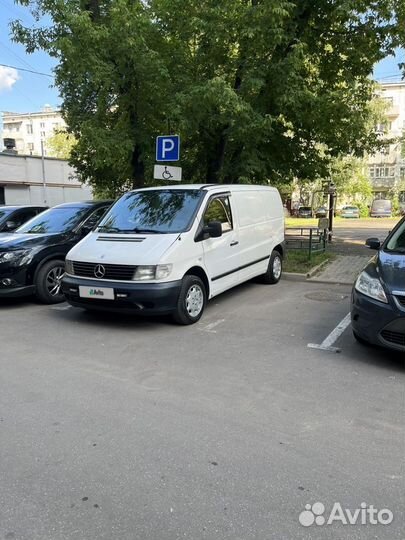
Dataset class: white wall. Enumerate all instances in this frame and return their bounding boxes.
[0,153,92,206]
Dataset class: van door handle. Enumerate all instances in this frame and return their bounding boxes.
[230,241,239,247]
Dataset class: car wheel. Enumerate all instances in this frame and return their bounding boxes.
[259,250,282,284]
[173,275,206,325]
[353,330,370,346]
[35,259,65,304]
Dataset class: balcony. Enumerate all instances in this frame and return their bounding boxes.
[386,106,400,118]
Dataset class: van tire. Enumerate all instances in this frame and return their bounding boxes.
[35,259,66,304]
[260,251,282,284]
[173,275,206,325]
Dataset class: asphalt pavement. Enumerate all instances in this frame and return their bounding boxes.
[0,279,403,540]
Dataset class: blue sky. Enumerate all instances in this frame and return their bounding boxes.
[0,0,404,115]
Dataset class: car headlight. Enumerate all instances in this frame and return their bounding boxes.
[0,249,32,266]
[355,271,388,304]
[133,264,172,281]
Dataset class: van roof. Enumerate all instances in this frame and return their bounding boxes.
[132,184,278,193]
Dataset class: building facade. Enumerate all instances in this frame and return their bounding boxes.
[368,82,405,202]
[0,153,92,206]
[1,106,66,157]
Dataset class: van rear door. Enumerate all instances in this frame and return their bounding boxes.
[201,194,240,295]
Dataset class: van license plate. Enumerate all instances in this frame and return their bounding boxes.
[79,286,114,300]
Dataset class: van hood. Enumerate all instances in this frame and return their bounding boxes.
[378,250,405,293]
[68,232,180,265]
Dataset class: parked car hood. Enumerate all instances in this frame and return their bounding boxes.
[378,250,405,293]
[0,232,69,249]
[67,232,181,265]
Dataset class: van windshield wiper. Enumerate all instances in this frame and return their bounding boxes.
[97,226,121,233]
[131,228,163,234]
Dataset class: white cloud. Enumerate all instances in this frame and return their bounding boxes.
[0,66,19,93]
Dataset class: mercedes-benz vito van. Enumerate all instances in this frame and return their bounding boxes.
[62,185,285,324]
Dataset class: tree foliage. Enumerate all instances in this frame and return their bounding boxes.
[47,130,76,159]
[12,0,400,194]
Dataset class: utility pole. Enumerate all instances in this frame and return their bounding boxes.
[40,139,48,205]
[327,181,336,242]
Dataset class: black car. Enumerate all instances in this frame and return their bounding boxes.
[0,205,47,232]
[0,200,111,304]
[351,216,405,352]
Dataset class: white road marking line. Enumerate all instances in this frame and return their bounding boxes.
[199,318,226,333]
[308,312,351,353]
[51,304,72,311]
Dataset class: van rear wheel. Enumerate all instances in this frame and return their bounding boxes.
[260,250,282,284]
[173,275,206,325]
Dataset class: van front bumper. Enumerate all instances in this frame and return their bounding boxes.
[62,275,182,315]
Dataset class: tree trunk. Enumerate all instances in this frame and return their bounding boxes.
[131,144,145,189]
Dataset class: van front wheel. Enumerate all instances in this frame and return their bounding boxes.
[260,251,282,284]
[173,275,206,325]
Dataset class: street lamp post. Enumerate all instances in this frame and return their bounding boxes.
[40,139,48,205]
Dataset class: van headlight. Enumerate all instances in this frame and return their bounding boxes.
[133,264,172,281]
[65,259,74,274]
[355,271,388,304]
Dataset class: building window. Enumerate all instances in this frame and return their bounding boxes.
[40,122,45,128]
[27,143,34,153]
[40,131,46,138]
[26,124,33,134]
[369,168,375,178]
[374,167,394,178]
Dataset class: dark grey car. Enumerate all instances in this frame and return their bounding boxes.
[351,217,405,352]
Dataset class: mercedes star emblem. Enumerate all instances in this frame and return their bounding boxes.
[94,264,106,278]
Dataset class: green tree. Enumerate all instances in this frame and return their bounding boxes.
[12,0,400,195]
[47,130,76,159]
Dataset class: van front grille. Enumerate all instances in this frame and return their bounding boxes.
[72,261,136,281]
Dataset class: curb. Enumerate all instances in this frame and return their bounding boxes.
[283,258,331,282]
[307,278,354,286]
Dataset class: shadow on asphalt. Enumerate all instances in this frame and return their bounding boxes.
[342,337,405,372]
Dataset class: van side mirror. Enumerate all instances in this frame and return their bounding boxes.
[365,237,381,250]
[203,221,223,238]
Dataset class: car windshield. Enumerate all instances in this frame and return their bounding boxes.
[344,207,358,211]
[372,200,391,210]
[16,207,89,234]
[97,190,204,234]
[386,219,405,253]
[0,208,15,222]
[300,207,311,211]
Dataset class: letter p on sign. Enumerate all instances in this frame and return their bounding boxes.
[156,135,180,162]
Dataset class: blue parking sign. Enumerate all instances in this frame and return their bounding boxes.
[156,135,180,162]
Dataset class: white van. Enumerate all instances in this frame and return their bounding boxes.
[62,184,285,324]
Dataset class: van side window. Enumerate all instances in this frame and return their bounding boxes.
[204,197,233,232]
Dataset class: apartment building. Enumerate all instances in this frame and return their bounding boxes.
[1,106,65,157]
[368,82,405,201]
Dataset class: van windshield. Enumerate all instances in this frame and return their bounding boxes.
[97,190,204,234]
[385,219,405,253]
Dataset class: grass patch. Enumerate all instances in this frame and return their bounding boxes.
[284,250,334,274]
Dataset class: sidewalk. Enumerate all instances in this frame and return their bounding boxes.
[308,254,371,286]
